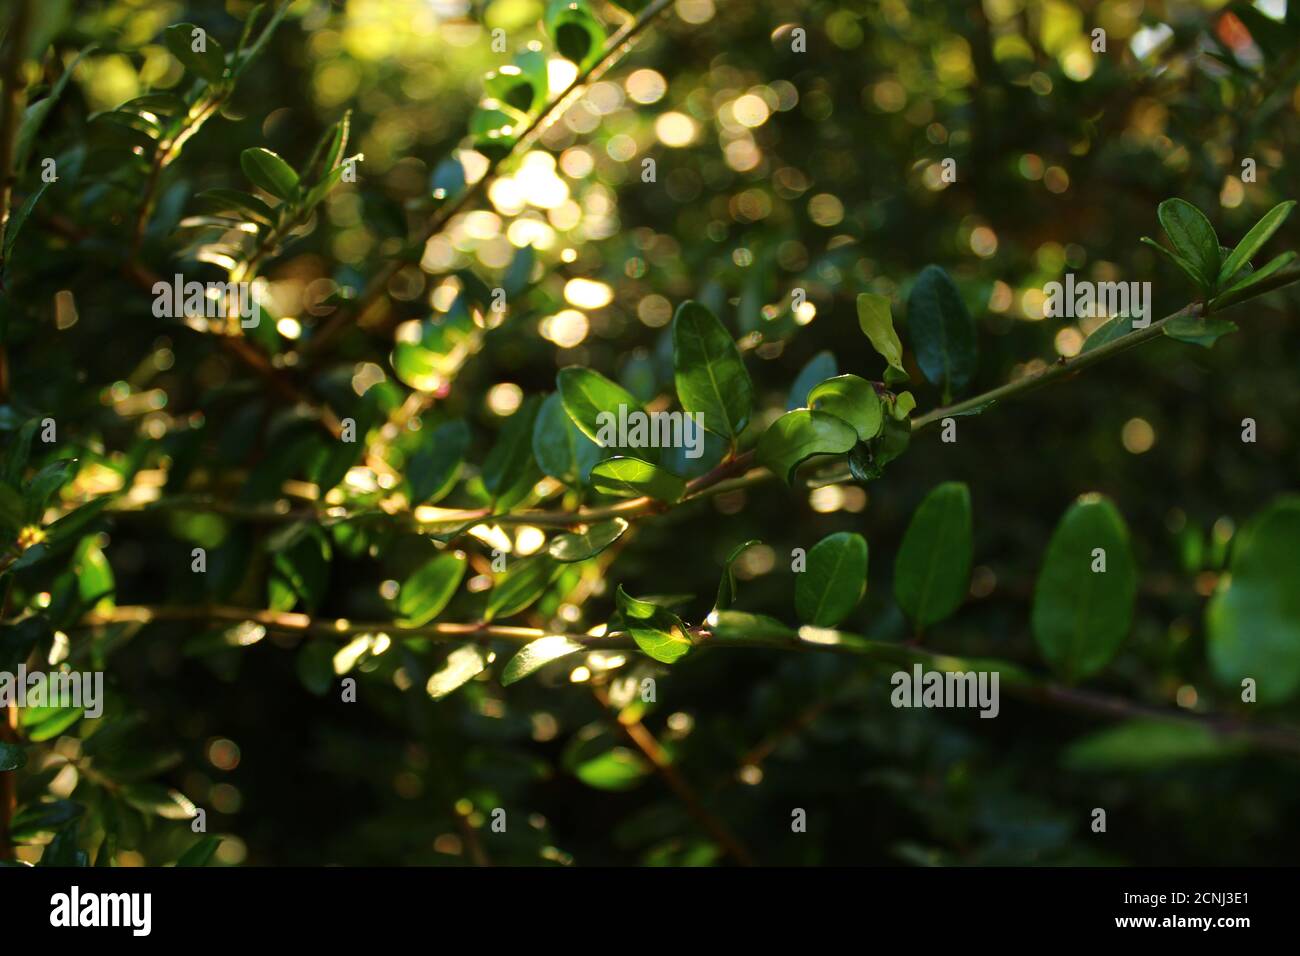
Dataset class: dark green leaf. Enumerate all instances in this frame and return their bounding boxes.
[1163,315,1237,348]
[556,366,644,447]
[397,552,467,626]
[240,147,300,202]
[1063,721,1244,772]
[671,300,752,440]
[1219,200,1294,284]
[907,264,977,400]
[176,836,223,866]
[616,585,692,663]
[893,482,972,629]
[481,394,542,503]
[1031,495,1137,682]
[795,531,868,627]
[1207,496,1300,704]
[533,392,602,486]
[408,420,470,505]
[164,23,228,83]
[485,555,559,621]
[1157,198,1219,289]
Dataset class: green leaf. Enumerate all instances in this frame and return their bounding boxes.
[1031,495,1137,682]
[408,420,470,505]
[240,147,300,202]
[544,0,606,71]
[786,351,837,410]
[10,799,83,842]
[671,300,752,440]
[164,23,228,84]
[4,181,49,259]
[193,188,276,227]
[532,391,601,486]
[268,527,330,613]
[481,394,542,505]
[1210,250,1299,310]
[1140,236,1208,291]
[1207,496,1300,704]
[295,640,335,696]
[123,784,197,820]
[795,531,868,627]
[907,265,978,400]
[1080,314,1135,354]
[572,747,650,791]
[397,552,467,626]
[17,47,95,171]
[856,292,909,384]
[1163,315,1237,348]
[756,409,858,484]
[426,644,488,699]
[616,585,692,663]
[1062,720,1244,772]
[500,635,585,685]
[894,482,972,629]
[1219,200,1295,285]
[589,457,686,501]
[0,740,26,771]
[176,836,223,867]
[25,458,76,520]
[708,609,797,646]
[807,374,883,442]
[1157,198,1219,289]
[548,518,629,562]
[556,366,644,447]
[485,555,560,622]
[714,539,761,611]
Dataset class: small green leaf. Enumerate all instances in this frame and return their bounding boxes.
[616,585,692,663]
[164,23,227,84]
[295,641,335,696]
[193,188,276,226]
[671,300,752,440]
[1080,315,1135,353]
[795,531,868,627]
[240,147,300,202]
[533,391,602,486]
[714,539,761,611]
[907,265,978,400]
[856,292,909,384]
[807,374,883,442]
[544,0,606,71]
[708,610,797,646]
[572,747,650,791]
[1157,198,1219,289]
[1210,250,1299,310]
[894,482,972,629]
[268,527,330,613]
[485,555,560,622]
[176,836,223,867]
[1063,721,1244,772]
[1163,315,1237,348]
[408,420,470,505]
[756,409,858,484]
[1219,200,1295,285]
[1031,495,1137,682]
[1207,496,1300,704]
[426,644,488,699]
[548,518,629,562]
[25,458,76,520]
[589,457,685,502]
[500,635,585,685]
[556,366,644,447]
[1140,236,1208,291]
[397,552,467,626]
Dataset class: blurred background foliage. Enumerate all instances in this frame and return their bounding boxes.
[2,0,1300,866]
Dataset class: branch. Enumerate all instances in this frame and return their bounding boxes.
[304,0,678,354]
[0,0,32,277]
[75,603,1300,758]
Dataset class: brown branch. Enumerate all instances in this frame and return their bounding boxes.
[590,683,757,866]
